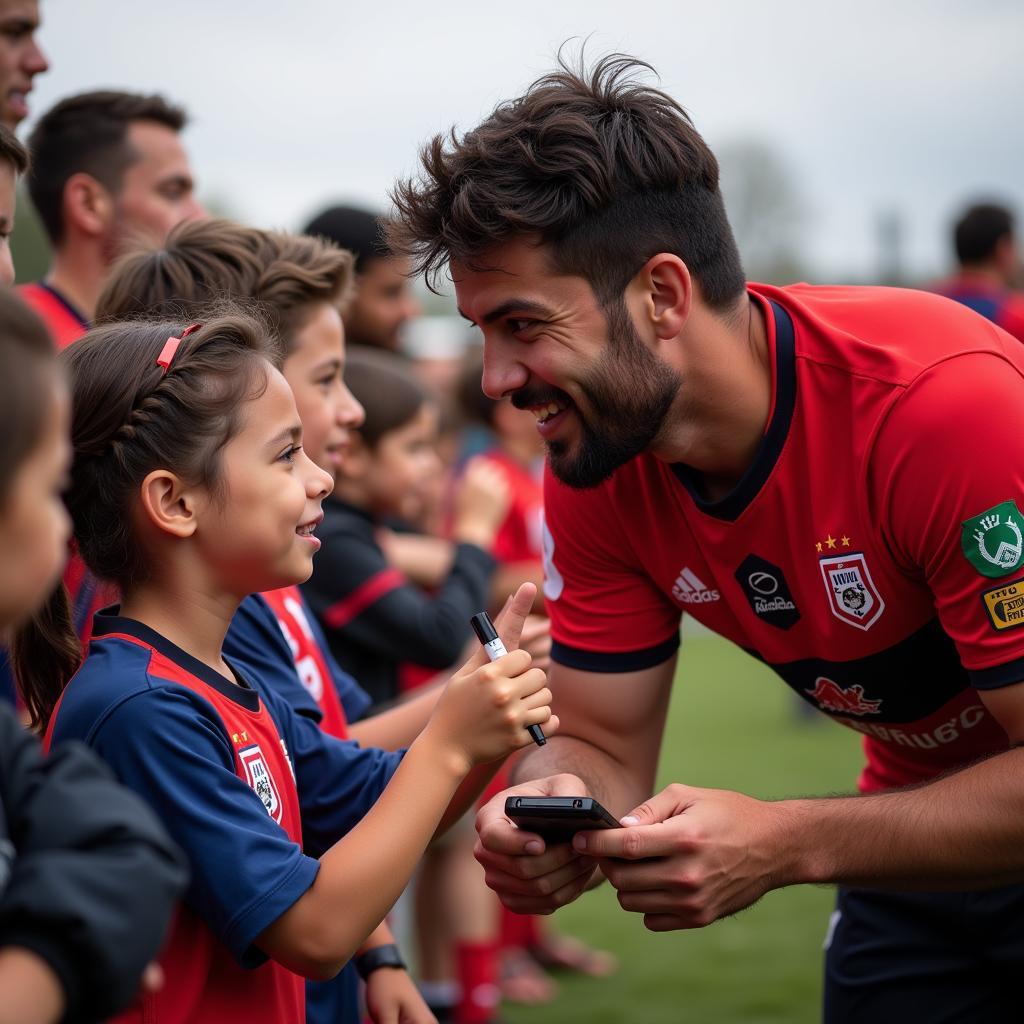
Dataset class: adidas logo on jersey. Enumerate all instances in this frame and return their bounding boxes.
[672,567,720,604]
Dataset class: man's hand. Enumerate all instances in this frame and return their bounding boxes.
[475,774,600,915]
[573,783,794,931]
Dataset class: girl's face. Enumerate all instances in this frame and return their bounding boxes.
[0,379,71,635]
[365,402,442,521]
[282,303,364,475]
[193,364,333,597]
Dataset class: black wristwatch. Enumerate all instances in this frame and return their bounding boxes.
[354,943,407,980]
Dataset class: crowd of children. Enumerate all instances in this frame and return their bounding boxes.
[0,12,614,1021]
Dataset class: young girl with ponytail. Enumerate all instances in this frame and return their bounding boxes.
[15,310,555,1024]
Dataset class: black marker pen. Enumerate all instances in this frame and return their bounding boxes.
[470,611,546,746]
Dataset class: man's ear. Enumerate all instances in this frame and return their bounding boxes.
[62,172,114,239]
[631,253,693,342]
[138,470,199,539]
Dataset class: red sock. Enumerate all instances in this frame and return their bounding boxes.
[500,906,541,950]
[455,941,500,1024]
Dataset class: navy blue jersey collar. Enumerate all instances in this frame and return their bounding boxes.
[37,281,90,329]
[670,297,796,523]
[91,608,261,711]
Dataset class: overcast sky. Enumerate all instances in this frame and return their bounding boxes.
[26,0,1024,285]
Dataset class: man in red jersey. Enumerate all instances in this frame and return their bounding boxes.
[0,1,48,130]
[390,54,1024,1022]
[21,90,205,347]
[934,201,1024,342]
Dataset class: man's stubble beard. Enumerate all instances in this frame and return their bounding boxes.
[547,299,681,490]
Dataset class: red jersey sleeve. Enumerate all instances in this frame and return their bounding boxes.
[871,349,1024,687]
[543,463,681,672]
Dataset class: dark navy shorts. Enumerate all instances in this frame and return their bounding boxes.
[824,883,1024,1023]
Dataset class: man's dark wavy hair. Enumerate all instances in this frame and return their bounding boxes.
[389,51,745,312]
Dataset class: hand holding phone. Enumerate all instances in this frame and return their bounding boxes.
[505,796,621,845]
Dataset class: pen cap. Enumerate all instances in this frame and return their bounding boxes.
[470,612,499,645]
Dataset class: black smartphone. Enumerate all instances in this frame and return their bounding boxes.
[504,796,621,844]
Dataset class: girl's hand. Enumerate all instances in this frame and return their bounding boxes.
[364,965,438,1024]
[422,583,557,771]
[453,457,511,550]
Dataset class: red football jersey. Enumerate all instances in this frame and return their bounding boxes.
[46,630,306,1024]
[544,283,1024,793]
[261,586,350,739]
[483,449,545,567]
[18,282,88,350]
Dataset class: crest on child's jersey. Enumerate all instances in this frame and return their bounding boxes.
[239,744,282,823]
[819,552,885,631]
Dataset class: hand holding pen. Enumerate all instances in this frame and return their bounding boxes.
[471,610,547,746]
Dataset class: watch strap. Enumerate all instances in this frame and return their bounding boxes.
[354,942,407,980]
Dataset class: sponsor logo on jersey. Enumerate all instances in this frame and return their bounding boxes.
[734,554,800,629]
[981,576,1024,631]
[805,676,882,716]
[671,567,720,604]
[961,500,1024,578]
[819,552,885,630]
[238,744,283,823]
[843,705,987,750]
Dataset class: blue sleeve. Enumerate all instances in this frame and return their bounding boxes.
[262,687,404,859]
[225,594,323,723]
[305,599,372,722]
[63,686,320,968]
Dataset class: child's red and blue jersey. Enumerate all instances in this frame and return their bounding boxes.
[544,284,1024,794]
[226,588,372,737]
[45,610,403,1024]
[224,589,375,1024]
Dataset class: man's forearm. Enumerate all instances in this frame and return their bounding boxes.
[783,747,1024,890]
[509,733,651,817]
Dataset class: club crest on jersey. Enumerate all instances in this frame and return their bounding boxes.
[239,744,282,823]
[819,552,884,630]
[805,676,882,716]
[734,554,800,629]
[961,500,1024,579]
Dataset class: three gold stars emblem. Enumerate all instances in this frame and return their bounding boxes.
[815,534,851,553]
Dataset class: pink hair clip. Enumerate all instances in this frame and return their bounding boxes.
[156,323,201,374]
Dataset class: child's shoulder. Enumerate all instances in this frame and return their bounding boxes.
[54,625,236,751]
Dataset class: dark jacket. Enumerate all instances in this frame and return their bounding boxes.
[0,704,188,1023]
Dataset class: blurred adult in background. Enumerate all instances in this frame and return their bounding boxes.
[0,1,47,130]
[20,90,205,347]
[935,202,1024,342]
[304,204,421,351]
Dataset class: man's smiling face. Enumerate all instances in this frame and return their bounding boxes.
[455,235,680,489]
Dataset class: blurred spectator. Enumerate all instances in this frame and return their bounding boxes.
[934,202,1024,342]
[20,90,204,346]
[304,204,421,351]
[0,1,48,130]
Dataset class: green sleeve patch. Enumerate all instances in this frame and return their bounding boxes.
[961,500,1024,578]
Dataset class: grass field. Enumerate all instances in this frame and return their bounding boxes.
[504,623,863,1024]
